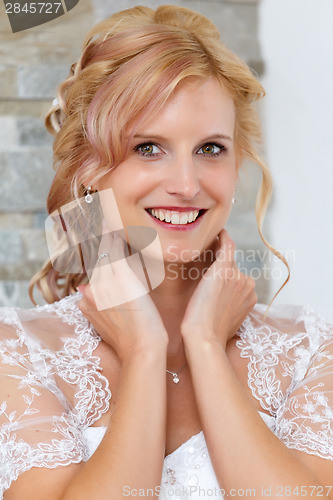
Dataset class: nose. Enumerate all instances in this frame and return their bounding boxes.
[165,155,200,200]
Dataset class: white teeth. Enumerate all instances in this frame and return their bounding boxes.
[148,209,202,224]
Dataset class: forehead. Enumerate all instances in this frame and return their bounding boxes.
[136,77,236,137]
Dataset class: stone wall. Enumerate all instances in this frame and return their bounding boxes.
[0,0,268,308]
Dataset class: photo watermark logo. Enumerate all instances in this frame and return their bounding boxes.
[3,0,79,33]
[45,187,165,311]
[165,246,295,282]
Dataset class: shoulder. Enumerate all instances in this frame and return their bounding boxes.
[238,302,333,372]
[0,293,101,391]
[0,294,106,495]
[239,302,332,353]
[0,292,92,344]
[234,303,333,412]
[0,292,110,422]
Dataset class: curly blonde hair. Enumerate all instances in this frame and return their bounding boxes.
[29,4,289,305]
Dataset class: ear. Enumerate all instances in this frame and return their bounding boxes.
[82,182,97,192]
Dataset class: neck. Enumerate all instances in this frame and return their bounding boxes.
[150,254,215,368]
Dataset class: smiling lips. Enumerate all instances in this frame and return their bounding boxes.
[146,207,206,228]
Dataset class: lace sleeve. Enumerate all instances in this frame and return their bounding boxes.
[0,308,87,497]
[275,335,333,460]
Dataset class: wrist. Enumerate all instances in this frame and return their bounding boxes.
[181,327,220,352]
[120,348,167,386]
[181,324,228,350]
[121,339,168,367]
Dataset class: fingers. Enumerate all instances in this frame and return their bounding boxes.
[96,224,128,268]
[87,226,149,310]
[216,232,256,295]
[245,275,258,309]
[202,230,258,303]
[77,283,96,314]
[97,226,133,276]
[215,230,235,268]
[217,229,235,250]
[97,224,115,266]
[203,230,236,285]
[107,229,128,267]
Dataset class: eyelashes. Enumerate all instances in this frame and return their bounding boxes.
[197,143,227,157]
[134,141,228,158]
[134,142,161,157]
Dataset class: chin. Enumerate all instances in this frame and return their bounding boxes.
[161,242,209,265]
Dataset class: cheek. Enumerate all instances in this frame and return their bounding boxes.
[203,169,237,206]
[111,166,158,203]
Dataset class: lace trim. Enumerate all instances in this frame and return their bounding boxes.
[236,306,333,460]
[297,305,333,346]
[0,307,21,328]
[48,294,112,427]
[4,294,112,429]
[0,294,111,494]
[0,411,87,495]
[275,380,333,460]
[236,314,310,414]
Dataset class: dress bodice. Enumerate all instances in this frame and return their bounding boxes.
[0,294,333,498]
[83,412,276,499]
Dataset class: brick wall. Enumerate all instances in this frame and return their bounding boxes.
[0,0,268,307]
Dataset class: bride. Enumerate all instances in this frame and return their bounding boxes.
[0,5,332,499]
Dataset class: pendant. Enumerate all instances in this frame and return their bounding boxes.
[172,374,179,384]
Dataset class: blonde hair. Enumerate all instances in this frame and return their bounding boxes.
[29,4,289,304]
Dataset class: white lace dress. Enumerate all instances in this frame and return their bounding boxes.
[0,294,333,499]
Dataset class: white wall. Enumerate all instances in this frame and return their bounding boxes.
[259,0,333,321]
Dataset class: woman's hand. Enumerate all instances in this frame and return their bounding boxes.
[78,228,168,364]
[181,230,257,349]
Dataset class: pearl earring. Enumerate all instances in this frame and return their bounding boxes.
[85,186,93,204]
[232,196,236,204]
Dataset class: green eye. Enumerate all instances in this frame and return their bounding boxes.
[135,143,162,156]
[140,144,154,154]
[202,144,215,154]
[198,143,226,156]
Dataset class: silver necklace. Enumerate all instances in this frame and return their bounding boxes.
[166,363,186,384]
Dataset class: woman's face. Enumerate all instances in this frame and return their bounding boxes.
[96,77,239,263]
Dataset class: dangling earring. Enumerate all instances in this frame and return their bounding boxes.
[232,196,236,204]
[85,186,93,204]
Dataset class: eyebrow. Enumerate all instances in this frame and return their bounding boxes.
[133,133,233,142]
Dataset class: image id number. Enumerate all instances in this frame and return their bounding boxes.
[274,485,332,496]
[5,3,62,14]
